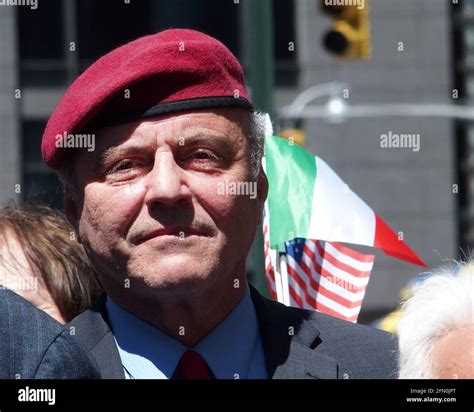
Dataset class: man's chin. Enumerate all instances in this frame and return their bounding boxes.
[127,256,219,291]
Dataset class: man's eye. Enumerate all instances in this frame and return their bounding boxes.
[110,160,139,173]
[192,150,219,160]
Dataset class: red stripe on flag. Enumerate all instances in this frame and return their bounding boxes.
[303,243,369,293]
[262,219,375,322]
[288,240,374,322]
[327,241,376,263]
[295,264,365,309]
[313,240,372,278]
[287,281,305,308]
[299,250,368,298]
[288,255,364,310]
[313,300,358,322]
[287,280,358,322]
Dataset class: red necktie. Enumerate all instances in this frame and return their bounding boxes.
[173,350,213,379]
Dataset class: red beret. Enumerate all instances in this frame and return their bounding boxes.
[41,29,253,170]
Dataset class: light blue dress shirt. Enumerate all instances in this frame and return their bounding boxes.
[105,287,268,379]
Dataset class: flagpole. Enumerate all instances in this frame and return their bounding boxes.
[279,253,291,306]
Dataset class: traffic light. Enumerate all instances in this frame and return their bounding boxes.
[320,0,371,59]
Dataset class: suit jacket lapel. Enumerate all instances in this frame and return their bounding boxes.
[250,286,339,379]
[69,294,125,379]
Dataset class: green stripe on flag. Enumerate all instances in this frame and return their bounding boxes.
[265,135,317,250]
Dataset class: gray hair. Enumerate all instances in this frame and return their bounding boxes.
[247,110,267,179]
[397,262,474,378]
[57,110,268,197]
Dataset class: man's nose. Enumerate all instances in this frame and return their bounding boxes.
[144,151,191,207]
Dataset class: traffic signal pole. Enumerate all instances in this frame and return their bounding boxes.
[241,0,275,297]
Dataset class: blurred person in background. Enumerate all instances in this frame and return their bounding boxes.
[397,262,474,379]
[0,202,102,323]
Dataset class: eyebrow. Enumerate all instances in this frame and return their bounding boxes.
[95,130,236,168]
[178,130,234,146]
[97,144,149,170]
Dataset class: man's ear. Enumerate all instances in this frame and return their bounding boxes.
[63,187,81,243]
[256,168,269,226]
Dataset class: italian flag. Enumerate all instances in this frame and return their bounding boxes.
[264,134,427,268]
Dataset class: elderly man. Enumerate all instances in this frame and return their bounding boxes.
[398,263,474,379]
[41,29,397,379]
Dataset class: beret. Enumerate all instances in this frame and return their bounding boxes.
[41,28,253,170]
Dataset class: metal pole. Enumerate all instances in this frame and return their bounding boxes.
[281,103,474,121]
[243,0,275,297]
[63,0,79,83]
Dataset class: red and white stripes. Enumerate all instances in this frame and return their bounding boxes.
[263,220,375,323]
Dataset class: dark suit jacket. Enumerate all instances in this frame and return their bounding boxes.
[69,286,398,379]
[0,289,101,379]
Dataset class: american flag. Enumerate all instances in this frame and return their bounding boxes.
[263,221,375,323]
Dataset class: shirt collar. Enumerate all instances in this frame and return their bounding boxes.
[194,287,260,379]
[106,285,260,379]
[106,296,186,379]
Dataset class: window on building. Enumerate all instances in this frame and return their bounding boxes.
[17,0,66,87]
[273,0,298,86]
[21,120,64,209]
[77,0,153,70]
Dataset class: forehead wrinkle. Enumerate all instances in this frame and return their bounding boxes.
[178,127,230,141]
[141,111,243,137]
[179,121,246,146]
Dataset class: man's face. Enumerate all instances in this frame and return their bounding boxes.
[67,108,267,300]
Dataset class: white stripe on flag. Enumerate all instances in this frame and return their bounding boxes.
[286,269,362,319]
[286,252,365,309]
[308,156,376,247]
[323,241,375,271]
[305,241,372,288]
[297,252,367,302]
[286,240,374,322]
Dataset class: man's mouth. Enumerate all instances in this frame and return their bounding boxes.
[135,227,207,245]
